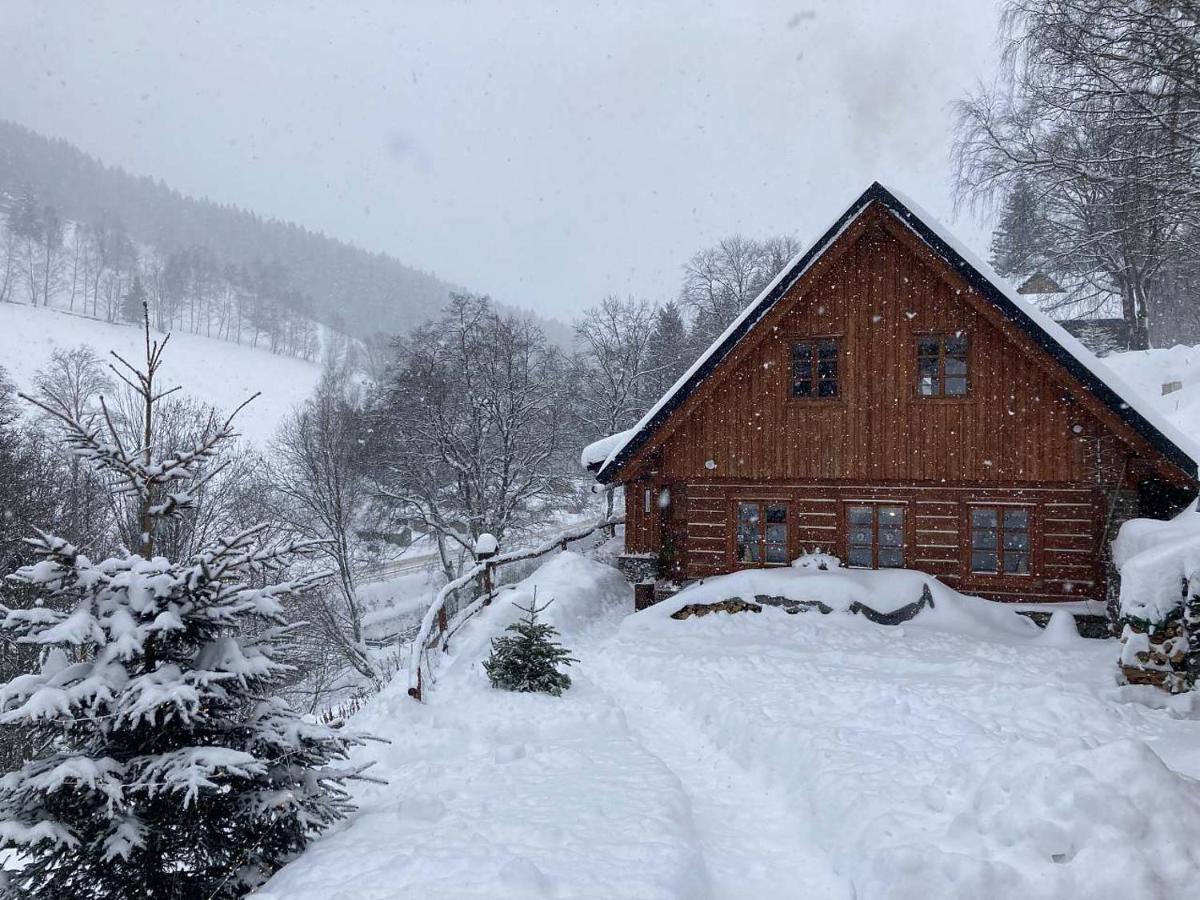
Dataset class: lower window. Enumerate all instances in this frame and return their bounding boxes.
[970,506,1030,574]
[736,501,789,565]
[846,505,905,568]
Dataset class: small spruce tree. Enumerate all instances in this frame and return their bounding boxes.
[0,307,371,899]
[119,275,148,325]
[483,593,576,695]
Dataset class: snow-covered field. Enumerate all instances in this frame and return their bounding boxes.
[0,301,322,444]
[256,551,1200,900]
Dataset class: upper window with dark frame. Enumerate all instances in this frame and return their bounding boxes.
[970,506,1030,574]
[791,339,839,398]
[917,334,968,397]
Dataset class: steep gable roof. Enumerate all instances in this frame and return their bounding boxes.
[595,182,1200,484]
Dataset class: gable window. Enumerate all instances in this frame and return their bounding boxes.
[736,501,789,565]
[847,505,905,568]
[917,335,968,397]
[970,507,1030,574]
[791,340,839,398]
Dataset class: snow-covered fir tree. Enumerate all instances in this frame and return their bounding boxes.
[483,594,576,696]
[0,309,371,899]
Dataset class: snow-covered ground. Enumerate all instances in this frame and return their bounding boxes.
[1106,343,1200,442]
[0,301,322,444]
[256,552,1200,900]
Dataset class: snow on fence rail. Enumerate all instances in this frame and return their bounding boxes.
[406,515,624,701]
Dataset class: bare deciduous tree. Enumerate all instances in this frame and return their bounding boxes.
[374,293,567,581]
[273,364,378,681]
[680,235,802,347]
[955,0,1200,349]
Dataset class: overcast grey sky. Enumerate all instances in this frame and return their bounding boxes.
[0,0,1002,319]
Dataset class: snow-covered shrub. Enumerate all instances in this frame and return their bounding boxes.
[483,594,577,695]
[0,314,371,899]
[1114,509,1200,692]
[791,550,842,571]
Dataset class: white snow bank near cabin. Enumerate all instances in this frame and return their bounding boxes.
[0,301,321,445]
[580,428,635,470]
[256,552,712,900]
[1105,343,1200,445]
[638,565,1038,638]
[1114,502,1200,621]
[262,553,1200,899]
[612,567,1200,899]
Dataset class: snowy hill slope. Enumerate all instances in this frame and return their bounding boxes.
[0,302,321,444]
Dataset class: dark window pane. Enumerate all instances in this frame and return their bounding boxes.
[738,502,759,523]
[817,378,838,398]
[818,340,839,359]
[792,379,812,397]
[917,337,940,357]
[847,546,873,568]
[848,506,873,525]
[765,542,788,565]
[945,335,968,355]
[765,523,787,544]
[972,528,998,549]
[1003,509,1029,529]
[971,550,999,572]
[1003,532,1029,551]
[848,527,874,546]
[1004,551,1030,574]
[944,356,967,376]
[878,548,904,568]
[766,504,787,524]
[944,376,967,396]
[971,508,997,527]
[878,527,903,547]
[879,507,904,524]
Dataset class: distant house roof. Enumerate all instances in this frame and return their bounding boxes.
[1016,272,1065,295]
[593,182,1199,484]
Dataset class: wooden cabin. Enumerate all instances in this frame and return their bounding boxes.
[591,184,1198,605]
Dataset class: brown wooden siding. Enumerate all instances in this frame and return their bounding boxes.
[679,480,1105,603]
[613,206,1187,603]
[647,223,1126,487]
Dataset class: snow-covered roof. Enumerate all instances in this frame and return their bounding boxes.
[581,428,636,472]
[595,182,1200,483]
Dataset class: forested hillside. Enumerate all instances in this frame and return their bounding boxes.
[0,118,457,338]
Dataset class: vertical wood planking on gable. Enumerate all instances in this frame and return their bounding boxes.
[653,220,1144,487]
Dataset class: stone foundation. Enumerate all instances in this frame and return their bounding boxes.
[616,553,658,583]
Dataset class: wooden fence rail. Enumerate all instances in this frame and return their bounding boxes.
[406,516,624,701]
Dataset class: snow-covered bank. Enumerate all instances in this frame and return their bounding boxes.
[256,553,714,900]
[0,301,321,444]
[259,557,1200,899]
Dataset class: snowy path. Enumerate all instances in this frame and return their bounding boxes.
[586,652,847,899]
[258,553,1200,900]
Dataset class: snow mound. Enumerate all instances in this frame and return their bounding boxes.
[256,551,710,900]
[1114,503,1200,621]
[860,740,1200,899]
[626,566,1038,639]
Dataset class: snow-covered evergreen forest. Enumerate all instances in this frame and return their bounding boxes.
[4,1,1200,898]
